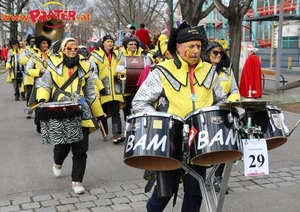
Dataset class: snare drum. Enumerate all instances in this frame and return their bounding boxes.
[124,112,183,171]
[124,56,146,93]
[185,106,242,165]
[253,105,287,150]
[37,101,83,145]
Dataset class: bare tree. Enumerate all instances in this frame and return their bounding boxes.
[89,0,167,37]
[214,0,253,84]
[179,0,215,26]
[0,0,29,40]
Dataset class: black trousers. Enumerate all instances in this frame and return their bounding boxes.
[12,78,25,98]
[100,101,122,136]
[26,85,33,106]
[53,127,89,182]
[123,95,134,121]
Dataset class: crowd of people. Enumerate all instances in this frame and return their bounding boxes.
[2,20,265,211]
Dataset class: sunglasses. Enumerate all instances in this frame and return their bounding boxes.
[128,43,137,46]
[212,50,223,56]
[65,46,78,51]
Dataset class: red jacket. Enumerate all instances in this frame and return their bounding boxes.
[1,46,8,61]
[135,28,151,49]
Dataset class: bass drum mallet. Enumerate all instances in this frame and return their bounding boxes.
[24,102,44,116]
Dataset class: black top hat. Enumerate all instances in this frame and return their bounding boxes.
[168,20,209,68]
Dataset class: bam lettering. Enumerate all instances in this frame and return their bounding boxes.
[125,134,167,153]
[197,128,238,150]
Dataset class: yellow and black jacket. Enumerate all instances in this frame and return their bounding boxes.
[37,52,104,130]
[132,55,227,119]
[90,47,124,105]
[6,48,24,83]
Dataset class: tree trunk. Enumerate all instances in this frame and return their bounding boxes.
[228,17,243,85]
[10,21,18,40]
[180,0,214,26]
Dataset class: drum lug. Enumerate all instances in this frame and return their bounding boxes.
[182,124,190,164]
[227,113,233,123]
[169,118,174,130]
[183,124,190,135]
[63,106,66,112]
[267,110,276,133]
[200,112,205,125]
[233,116,242,130]
[125,121,132,131]
[143,114,147,128]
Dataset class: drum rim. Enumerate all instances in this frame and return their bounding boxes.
[184,105,238,120]
[266,104,280,111]
[125,56,146,68]
[127,111,183,122]
[40,101,79,107]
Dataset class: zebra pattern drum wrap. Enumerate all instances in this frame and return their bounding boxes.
[37,101,83,145]
[40,116,83,145]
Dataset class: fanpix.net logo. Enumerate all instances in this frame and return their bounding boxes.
[1,1,91,23]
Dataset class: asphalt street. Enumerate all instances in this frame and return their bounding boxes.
[0,68,300,212]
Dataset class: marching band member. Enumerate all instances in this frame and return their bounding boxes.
[132,21,227,212]
[205,41,241,193]
[36,37,104,194]
[90,35,126,144]
[19,34,37,119]
[206,42,240,102]
[23,35,52,131]
[5,38,26,101]
[120,36,147,122]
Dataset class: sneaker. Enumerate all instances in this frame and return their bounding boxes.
[21,96,26,101]
[26,115,31,119]
[15,97,19,101]
[53,164,62,177]
[72,181,85,194]
[113,134,125,144]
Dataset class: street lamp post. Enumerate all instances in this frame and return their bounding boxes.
[117,0,120,30]
[169,0,173,30]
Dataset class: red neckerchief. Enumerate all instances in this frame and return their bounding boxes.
[105,50,112,68]
[43,52,47,60]
[189,65,195,95]
[68,68,74,77]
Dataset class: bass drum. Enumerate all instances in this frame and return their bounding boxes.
[184,106,242,165]
[124,112,183,171]
[124,56,145,93]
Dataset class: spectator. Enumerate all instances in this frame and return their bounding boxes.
[1,44,8,65]
[135,23,151,50]
[129,25,136,35]
[239,45,262,98]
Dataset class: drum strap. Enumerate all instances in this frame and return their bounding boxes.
[144,172,156,193]
[52,71,78,101]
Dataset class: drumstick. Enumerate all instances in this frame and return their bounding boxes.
[24,102,45,115]
[99,120,106,136]
[98,120,110,141]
